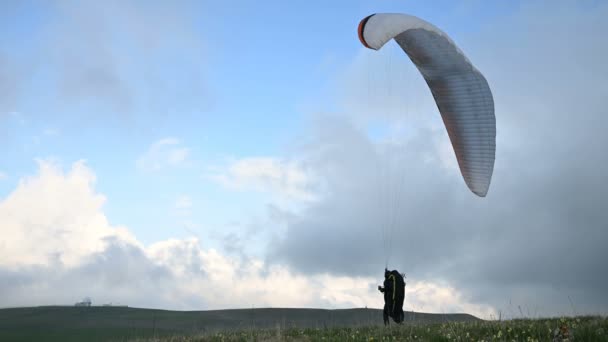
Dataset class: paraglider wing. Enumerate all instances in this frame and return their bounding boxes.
[358,13,496,197]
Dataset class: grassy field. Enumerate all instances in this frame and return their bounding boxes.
[0,306,606,341]
[140,317,608,342]
[159,316,607,341]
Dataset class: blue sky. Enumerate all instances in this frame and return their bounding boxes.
[0,0,525,245]
[2,0,607,316]
[0,0,564,252]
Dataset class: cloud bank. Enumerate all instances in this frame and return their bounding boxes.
[264,1,608,318]
[0,160,492,318]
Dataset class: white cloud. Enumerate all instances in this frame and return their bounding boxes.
[0,159,137,269]
[404,281,497,319]
[208,157,318,203]
[136,137,190,171]
[0,159,493,318]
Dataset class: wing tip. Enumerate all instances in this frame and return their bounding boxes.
[471,184,490,197]
[358,14,376,49]
[474,191,488,198]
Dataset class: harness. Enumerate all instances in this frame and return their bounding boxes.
[388,273,396,312]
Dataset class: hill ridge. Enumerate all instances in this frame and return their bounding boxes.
[0,306,481,341]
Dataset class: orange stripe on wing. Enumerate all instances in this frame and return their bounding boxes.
[358,14,375,49]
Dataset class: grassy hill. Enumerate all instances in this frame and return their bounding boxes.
[0,306,480,341]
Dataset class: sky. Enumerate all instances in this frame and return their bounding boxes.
[1,0,607,320]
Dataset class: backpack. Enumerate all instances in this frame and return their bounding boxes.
[387,270,405,323]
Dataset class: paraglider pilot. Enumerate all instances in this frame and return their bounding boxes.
[378,268,405,325]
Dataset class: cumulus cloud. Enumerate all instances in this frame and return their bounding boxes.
[136,138,190,171]
[265,0,608,318]
[0,159,137,269]
[0,159,492,318]
[208,157,319,203]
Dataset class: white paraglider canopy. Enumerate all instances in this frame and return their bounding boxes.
[359,13,496,197]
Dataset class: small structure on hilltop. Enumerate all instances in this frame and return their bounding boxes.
[74,297,92,307]
[101,302,128,307]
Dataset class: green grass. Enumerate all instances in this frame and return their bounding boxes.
[135,316,608,341]
[1,306,606,341]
